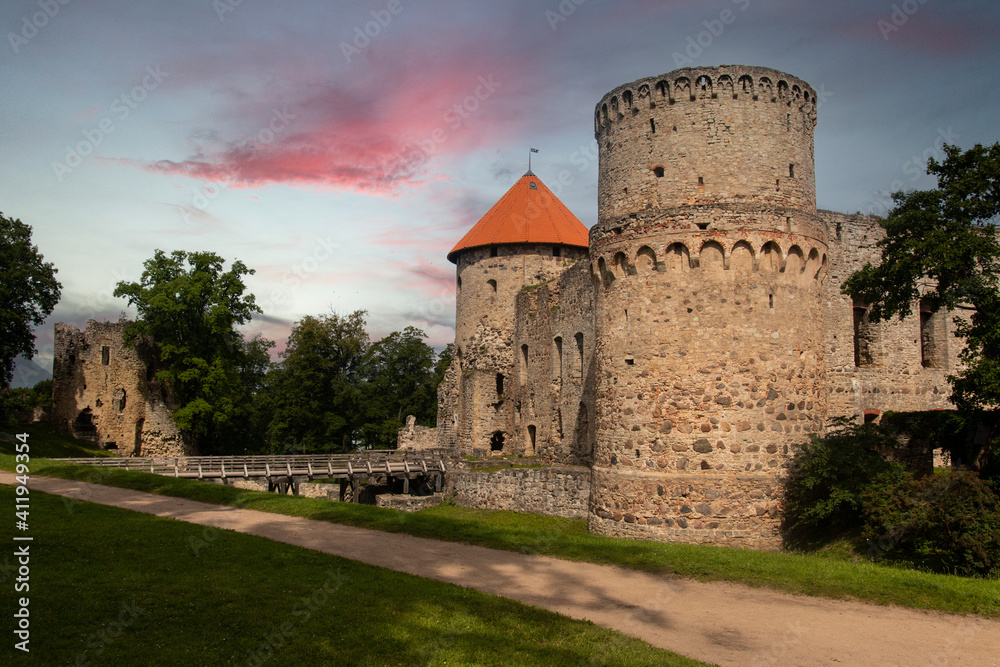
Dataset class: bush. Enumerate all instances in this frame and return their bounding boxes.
[30,378,52,411]
[0,388,32,427]
[782,418,909,548]
[862,469,1000,578]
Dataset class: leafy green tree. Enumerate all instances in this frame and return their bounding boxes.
[842,143,1000,470]
[114,250,271,453]
[0,213,61,388]
[360,326,438,448]
[264,311,369,453]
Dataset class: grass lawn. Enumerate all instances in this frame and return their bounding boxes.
[0,486,705,666]
[3,423,998,621]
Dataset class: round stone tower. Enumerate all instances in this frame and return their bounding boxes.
[588,66,829,549]
[441,171,589,456]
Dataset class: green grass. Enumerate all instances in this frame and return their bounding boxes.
[0,422,111,458]
[5,424,999,620]
[0,486,704,666]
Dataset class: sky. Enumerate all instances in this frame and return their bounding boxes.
[3,0,999,385]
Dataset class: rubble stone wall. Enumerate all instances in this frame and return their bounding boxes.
[50,321,192,457]
[447,465,591,519]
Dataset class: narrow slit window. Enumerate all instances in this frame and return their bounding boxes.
[575,332,584,379]
[853,302,876,367]
[553,336,563,380]
[650,118,656,133]
[653,166,664,178]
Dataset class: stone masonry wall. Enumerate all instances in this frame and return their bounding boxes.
[446,243,587,456]
[396,415,438,450]
[821,211,961,421]
[447,465,591,519]
[512,259,597,463]
[588,65,826,550]
[51,320,193,456]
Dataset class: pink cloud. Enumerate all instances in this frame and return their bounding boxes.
[134,40,535,195]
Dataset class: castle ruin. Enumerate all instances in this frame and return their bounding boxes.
[50,321,193,457]
[436,65,962,549]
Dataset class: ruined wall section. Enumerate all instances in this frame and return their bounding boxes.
[447,243,588,456]
[589,66,827,550]
[51,320,193,457]
[396,415,438,450]
[821,211,960,420]
[512,259,596,463]
[447,465,591,519]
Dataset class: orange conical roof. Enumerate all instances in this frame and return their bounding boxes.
[447,171,589,263]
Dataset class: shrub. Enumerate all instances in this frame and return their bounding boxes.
[782,418,908,548]
[862,468,1000,577]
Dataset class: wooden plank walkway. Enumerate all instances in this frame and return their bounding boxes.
[55,451,449,497]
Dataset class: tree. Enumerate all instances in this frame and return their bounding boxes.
[264,311,369,453]
[0,213,61,388]
[842,142,1000,471]
[114,250,271,453]
[359,326,438,448]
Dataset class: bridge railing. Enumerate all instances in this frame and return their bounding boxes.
[54,451,450,482]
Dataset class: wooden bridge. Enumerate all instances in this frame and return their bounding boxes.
[57,451,450,500]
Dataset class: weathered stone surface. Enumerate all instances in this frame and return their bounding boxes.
[447,466,590,519]
[426,64,966,551]
[51,321,193,457]
[396,415,438,451]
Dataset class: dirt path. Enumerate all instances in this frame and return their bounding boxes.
[5,473,998,666]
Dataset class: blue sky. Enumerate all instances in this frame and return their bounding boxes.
[3,0,998,384]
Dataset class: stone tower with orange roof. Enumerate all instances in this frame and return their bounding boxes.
[439,170,590,455]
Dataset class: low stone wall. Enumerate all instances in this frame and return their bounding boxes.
[375,493,445,512]
[396,415,439,450]
[299,483,341,499]
[447,465,590,519]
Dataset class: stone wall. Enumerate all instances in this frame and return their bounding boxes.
[50,321,193,456]
[396,415,438,450]
[444,243,588,456]
[435,63,973,551]
[447,465,591,519]
[820,211,962,421]
[511,259,596,464]
[588,65,826,550]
